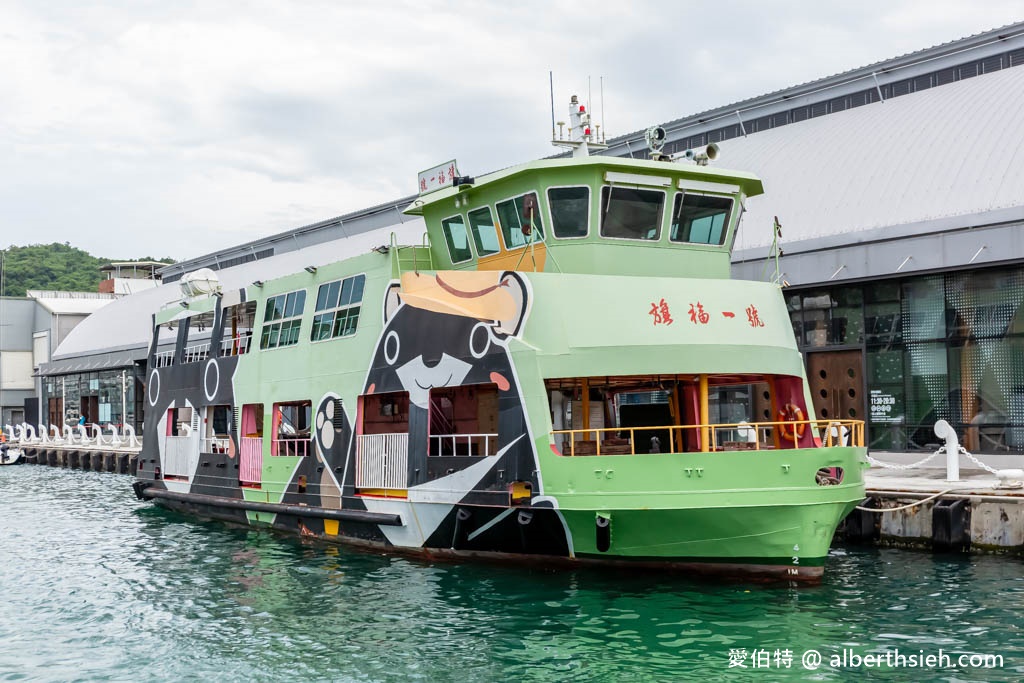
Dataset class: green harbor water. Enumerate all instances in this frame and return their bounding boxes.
[1,466,1022,682]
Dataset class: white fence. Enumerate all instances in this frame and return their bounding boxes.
[356,433,409,490]
[164,435,199,479]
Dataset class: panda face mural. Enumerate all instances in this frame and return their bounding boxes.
[360,270,537,498]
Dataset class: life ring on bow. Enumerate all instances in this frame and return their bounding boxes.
[777,403,806,442]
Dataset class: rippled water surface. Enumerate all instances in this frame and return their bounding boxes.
[2,466,1023,682]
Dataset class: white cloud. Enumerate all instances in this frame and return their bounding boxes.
[0,0,1021,259]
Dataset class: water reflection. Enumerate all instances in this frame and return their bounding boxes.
[2,466,1023,682]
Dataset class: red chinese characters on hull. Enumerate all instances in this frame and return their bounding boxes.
[688,302,709,325]
[649,298,674,325]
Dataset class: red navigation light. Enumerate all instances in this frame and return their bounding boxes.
[584,127,591,135]
[579,105,585,112]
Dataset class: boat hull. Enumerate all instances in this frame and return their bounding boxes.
[137,480,860,583]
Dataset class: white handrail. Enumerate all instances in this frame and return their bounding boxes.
[38,424,49,444]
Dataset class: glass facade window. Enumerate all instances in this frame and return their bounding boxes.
[788,265,1024,454]
[41,369,139,432]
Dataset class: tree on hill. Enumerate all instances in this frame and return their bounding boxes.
[0,243,175,297]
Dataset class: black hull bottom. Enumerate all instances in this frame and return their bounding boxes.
[142,490,826,584]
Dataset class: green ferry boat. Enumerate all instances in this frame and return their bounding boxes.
[134,101,867,581]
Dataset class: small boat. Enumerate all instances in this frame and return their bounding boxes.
[133,97,867,581]
[0,443,22,465]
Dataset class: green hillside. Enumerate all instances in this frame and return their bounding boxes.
[0,243,174,297]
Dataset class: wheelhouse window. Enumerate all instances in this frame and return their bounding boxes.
[600,186,664,241]
[260,289,306,350]
[311,274,365,341]
[467,207,501,257]
[441,215,473,263]
[496,192,545,249]
[547,186,589,238]
[670,193,733,245]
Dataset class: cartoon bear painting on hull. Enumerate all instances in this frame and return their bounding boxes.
[350,271,534,500]
[349,270,572,557]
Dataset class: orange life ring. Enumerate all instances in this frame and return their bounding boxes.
[777,403,806,442]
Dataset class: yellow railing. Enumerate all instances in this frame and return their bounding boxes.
[551,419,865,456]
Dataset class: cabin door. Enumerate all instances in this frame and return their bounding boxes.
[807,350,865,426]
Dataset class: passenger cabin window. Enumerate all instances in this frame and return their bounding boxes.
[600,186,664,241]
[183,311,214,363]
[467,207,501,257]
[272,400,312,457]
[441,215,473,264]
[496,192,545,249]
[670,193,733,245]
[260,289,306,350]
[311,274,365,341]
[428,384,499,456]
[547,186,589,238]
[222,300,257,356]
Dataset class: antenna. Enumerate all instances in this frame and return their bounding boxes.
[588,76,592,125]
[549,71,556,141]
[600,76,606,143]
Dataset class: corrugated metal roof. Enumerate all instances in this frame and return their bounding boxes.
[50,218,426,361]
[723,64,1024,252]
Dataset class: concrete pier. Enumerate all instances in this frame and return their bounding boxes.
[843,451,1024,554]
[20,444,139,476]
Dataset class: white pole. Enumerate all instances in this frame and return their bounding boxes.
[121,370,127,430]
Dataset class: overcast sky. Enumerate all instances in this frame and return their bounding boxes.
[1,1,1021,261]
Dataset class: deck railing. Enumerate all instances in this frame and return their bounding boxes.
[240,436,262,485]
[201,436,231,454]
[356,433,409,490]
[271,438,311,458]
[183,342,210,364]
[153,350,174,368]
[220,332,253,356]
[428,433,498,457]
[551,419,865,456]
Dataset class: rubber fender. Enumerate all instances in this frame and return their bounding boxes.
[596,514,611,552]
